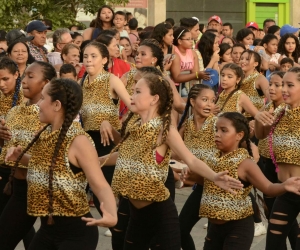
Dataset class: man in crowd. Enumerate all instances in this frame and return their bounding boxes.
[222,22,234,38]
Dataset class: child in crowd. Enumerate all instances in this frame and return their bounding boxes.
[59,64,77,81]
[279,57,294,72]
[113,11,129,38]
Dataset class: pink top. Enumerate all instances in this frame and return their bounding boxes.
[174,47,195,72]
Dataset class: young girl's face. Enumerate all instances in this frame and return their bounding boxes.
[239,52,257,72]
[268,74,283,103]
[215,117,243,153]
[83,45,108,76]
[163,29,174,46]
[264,38,278,54]
[190,23,200,40]
[242,34,254,46]
[73,35,83,47]
[282,72,300,108]
[190,89,215,118]
[232,46,244,64]
[213,36,220,52]
[22,63,47,100]
[222,37,234,47]
[222,48,233,62]
[220,68,241,91]
[38,83,56,124]
[284,37,296,54]
[0,68,18,95]
[179,31,193,49]
[130,78,156,114]
[135,45,157,68]
[100,7,113,22]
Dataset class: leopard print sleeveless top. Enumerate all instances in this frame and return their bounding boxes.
[200,148,253,220]
[80,71,120,131]
[27,122,92,217]
[0,103,42,168]
[112,117,171,202]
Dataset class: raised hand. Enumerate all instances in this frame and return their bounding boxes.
[181,166,191,182]
[82,202,117,227]
[254,107,274,126]
[0,119,12,141]
[213,171,243,195]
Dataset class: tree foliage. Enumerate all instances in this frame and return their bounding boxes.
[0,0,129,30]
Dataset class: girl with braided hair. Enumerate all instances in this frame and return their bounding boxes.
[200,112,300,250]
[255,67,300,250]
[5,78,117,249]
[100,72,245,249]
[216,63,258,117]
[0,57,23,214]
[0,61,56,250]
[177,84,218,250]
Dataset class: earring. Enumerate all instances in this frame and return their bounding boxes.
[151,62,154,65]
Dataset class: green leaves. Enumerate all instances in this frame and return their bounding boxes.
[0,0,129,30]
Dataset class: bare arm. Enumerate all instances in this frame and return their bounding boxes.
[166,126,243,193]
[110,74,131,108]
[99,152,119,166]
[255,75,270,101]
[239,93,259,117]
[5,146,31,166]
[82,28,93,41]
[239,159,300,197]
[69,135,117,227]
[254,107,274,139]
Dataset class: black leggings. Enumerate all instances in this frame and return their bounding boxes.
[203,216,254,250]
[28,213,98,250]
[0,178,36,250]
[111,166,175,250]
[179,184,203,250]
[124,197,180,250]
[266,192,300,250]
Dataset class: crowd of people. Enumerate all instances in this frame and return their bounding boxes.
[1,3,300,250]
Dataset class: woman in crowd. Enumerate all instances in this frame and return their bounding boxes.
[278,33,300,67]
[83,5,114,41]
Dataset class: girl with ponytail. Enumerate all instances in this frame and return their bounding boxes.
[5,78,117,249]
[100,72,244,249]
[199,112,300,250]
[0,61,56,249]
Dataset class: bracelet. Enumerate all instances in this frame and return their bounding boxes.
[195,71,199,79]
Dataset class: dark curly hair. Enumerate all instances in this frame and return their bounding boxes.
[278,34,300,63]
[151,22,173,48]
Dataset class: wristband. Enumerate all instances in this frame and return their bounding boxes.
[195,71,199,79]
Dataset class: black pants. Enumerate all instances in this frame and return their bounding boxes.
[266,192,300,250]
[124,197,180,250]
[204,216,254,250]
[0,168,35,250]
[0,178,36,250]
[179,184,203,250]
[28,213,98,250]
[111,166,175,250]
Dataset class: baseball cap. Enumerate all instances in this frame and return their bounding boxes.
[0,30,7,41]
[280,24,299,37]
[26,20,48,33]
[246,21,259,30]
[208,15,222,25]
[5,29,34,46]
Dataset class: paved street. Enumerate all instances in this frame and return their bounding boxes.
[16,187,295,250]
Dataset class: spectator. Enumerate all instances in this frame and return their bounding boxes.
[48,28,73,66]
[59,63,77,81]
[113,11,129,38]
[207,15,223,35]
[245,21,259,38]
[43,19,53,31]
[83,5,114,41]
[165,18,175,27]
[263,18,276,34]
[128,18,139,46]
[236,28,255,48]
[279,57,294,72]
[125,12,133,22]
[71,32,83,47]
[26,20,48,62]
[0,30,7,57]
[222,22,234,38]
[280,24,299,37]
[268,25,281,40]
